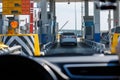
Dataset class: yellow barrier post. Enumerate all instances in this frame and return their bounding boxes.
[111,33,120,54]
[34,34,41,56]
[0,34,41,56]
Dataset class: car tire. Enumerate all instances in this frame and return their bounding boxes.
[60,43,63,46]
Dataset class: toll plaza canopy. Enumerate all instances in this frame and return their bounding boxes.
[0,0,93,2]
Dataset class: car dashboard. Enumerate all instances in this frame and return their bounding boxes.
[0,54,119,80]
[34,55,120,80]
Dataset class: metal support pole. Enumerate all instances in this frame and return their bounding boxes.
[81,1,84,38]
[108,10,111,49]
[85,0,89,16]
[74,0,77,35]
[113,0,119,27]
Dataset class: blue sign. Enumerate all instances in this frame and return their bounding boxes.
[85,21,94,27]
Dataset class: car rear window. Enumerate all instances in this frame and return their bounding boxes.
[62,33,75,35]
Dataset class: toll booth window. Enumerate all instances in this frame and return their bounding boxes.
[62,33,75,35]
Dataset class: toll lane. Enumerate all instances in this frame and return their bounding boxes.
[46,42,95,56]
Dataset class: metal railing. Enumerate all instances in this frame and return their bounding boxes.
[0,45,22,55]
[41,42,57,55]
[84,39,106,53]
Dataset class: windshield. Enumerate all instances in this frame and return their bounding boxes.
[0,0,119,57]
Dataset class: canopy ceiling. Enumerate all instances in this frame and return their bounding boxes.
[0,0,93,3]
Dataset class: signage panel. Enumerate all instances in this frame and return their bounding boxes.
[2,0,30,15]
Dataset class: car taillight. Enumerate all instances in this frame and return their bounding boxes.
[72,36,76,38]
[62,36,66,38]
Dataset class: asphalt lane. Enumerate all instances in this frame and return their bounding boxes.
[46,42,95,56]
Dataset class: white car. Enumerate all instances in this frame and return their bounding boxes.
[60,32,77,46]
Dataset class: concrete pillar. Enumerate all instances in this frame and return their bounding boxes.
[84,0,94,40]
[52,0,56,42]
[49,0,56,42]
[113,0,119,27]
[41,0,48,33]
[94,1,100,42]
[49,0,53,42]
[36,1,42,43]
[85,0,89,16]
[53,0,56,19]
[40,0,49,44]
[50,0,54,18]
[50,0,56,20]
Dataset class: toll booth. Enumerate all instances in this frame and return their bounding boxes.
[84,16,94,40]
[38,11,57,44]
[0,15,41,56]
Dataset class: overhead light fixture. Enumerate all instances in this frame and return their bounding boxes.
[96,0,117,10]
